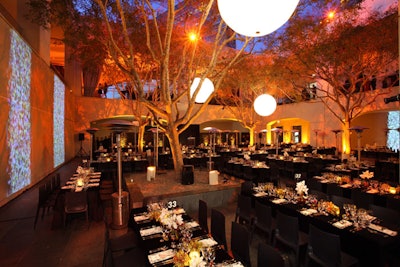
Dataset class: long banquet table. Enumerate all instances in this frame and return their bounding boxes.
[129,206,243,267]
[252,190,400,267]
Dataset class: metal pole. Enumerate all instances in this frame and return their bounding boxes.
[116,133,123,224]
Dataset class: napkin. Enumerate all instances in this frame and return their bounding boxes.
[340,184,352,188]
[332,220,353,229]
[93,172,101,175]
[368,224,398,236]
[148,249,175,264]
[185,221,200,229]
[87,183,99,187]
[75,186,83,192]
[61,185,73,190]
[198,238,218,247]
[134,214,150,222]
[89,179,100,182]
[366,189,379,194]
[254,192,267,197]
[66,181,75,185]
[139,226,163,237]
[300,209,318,216]
[272,199,287,204]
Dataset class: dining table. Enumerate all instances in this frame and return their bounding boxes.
[252,185,400,267]
[129,206,244,267]
[51,170,103,229]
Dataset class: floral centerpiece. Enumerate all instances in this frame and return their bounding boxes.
[359,170,374,188]
[173,240,204,267]
[295,181,309,204]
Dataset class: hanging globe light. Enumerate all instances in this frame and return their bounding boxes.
[217,0,300,37]
[254,94,277,116]
[190,77,214,103]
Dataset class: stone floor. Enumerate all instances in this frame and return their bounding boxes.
[0,158,261,267]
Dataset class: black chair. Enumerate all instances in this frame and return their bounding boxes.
[351,188,373,209]
[306,178,323,192]
[63,191,89,227]
[330,195,354,214]
[273,211,308,267]
[241,181,254,197]
[370,204,400,229]
[198,199,209,233]
[252,201,274,244]
[34,184,56,229]
[231,221,252,267]
[309,189,329,200]
[235,194,254,225]
[257,242,285,267]
[386,196,400,214]
[306,224,359,267]
[326,183,343,197]
[210,208,227,250]
[103,237,146,267]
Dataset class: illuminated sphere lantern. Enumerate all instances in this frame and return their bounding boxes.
[217,0,300,37]
[254,94,277,116]
[190,77,214,103]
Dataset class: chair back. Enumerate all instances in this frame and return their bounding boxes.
[308,224,342,267]
[65,191,88,213]
[275,211,299,245]
[254,201,273,231]
[351,188,373,209]
[210,208,227,250]
[241,181,254,196]
[257,243,285,267]
[370,204,400,229]
[236,194,253,224]
[231,221,251,267]
[198,199,209,233]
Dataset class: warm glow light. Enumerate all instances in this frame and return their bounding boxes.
[254,94,277,116]
[217,0,300,37]
[188,32,198,42]
[190,77,214,103]
[327,11,335,20]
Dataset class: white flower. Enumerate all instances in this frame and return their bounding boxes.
[295,180,309,195]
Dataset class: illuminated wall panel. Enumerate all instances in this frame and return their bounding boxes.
[7,30,31,194]
[387,111,399,152]
[53,75,65,167]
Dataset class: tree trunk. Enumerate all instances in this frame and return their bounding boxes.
[248,127,255,146]
[165,126,183,179]
[138,125,146,154]
[341,120,351,160]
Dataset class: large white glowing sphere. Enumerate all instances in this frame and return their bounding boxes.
[217,0,300,37]
[190,77,214,103]
[254,94,277,116]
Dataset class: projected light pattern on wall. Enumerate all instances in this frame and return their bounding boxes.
[7,30,31,194]
[387,111,399,152]
[53,75,65,167]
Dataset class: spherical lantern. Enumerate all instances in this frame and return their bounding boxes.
[190,77,214,103]
[217,0,300,37]
[254,94,277,116]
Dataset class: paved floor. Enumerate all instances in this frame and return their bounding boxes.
[0,158,261,267]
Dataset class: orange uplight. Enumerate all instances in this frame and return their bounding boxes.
[188,32,198,42]
[327,11,335,20]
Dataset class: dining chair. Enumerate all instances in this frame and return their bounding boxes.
[257,242,285,267]
[210,208,227,250]
[273,211,308,267]
[231,221,252,267]
[306,224,359,267]
[386,196,400,214]
[235,194,255,225]
[198,199,209,233]
[103,237,146,267]
[369,204,400,229]
[306,178,323,192]
[326,183,343,197]
[251,200,274,244]
[34,184,56,229]
[241,180,254,197]
[63,191,89,228]
[351,188,373,209]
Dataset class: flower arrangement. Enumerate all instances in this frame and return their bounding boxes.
[295,180,309,196]
[360,170,374,179]
[158,208,184,230]
[173,240,204,267]
[325,201,340,217]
